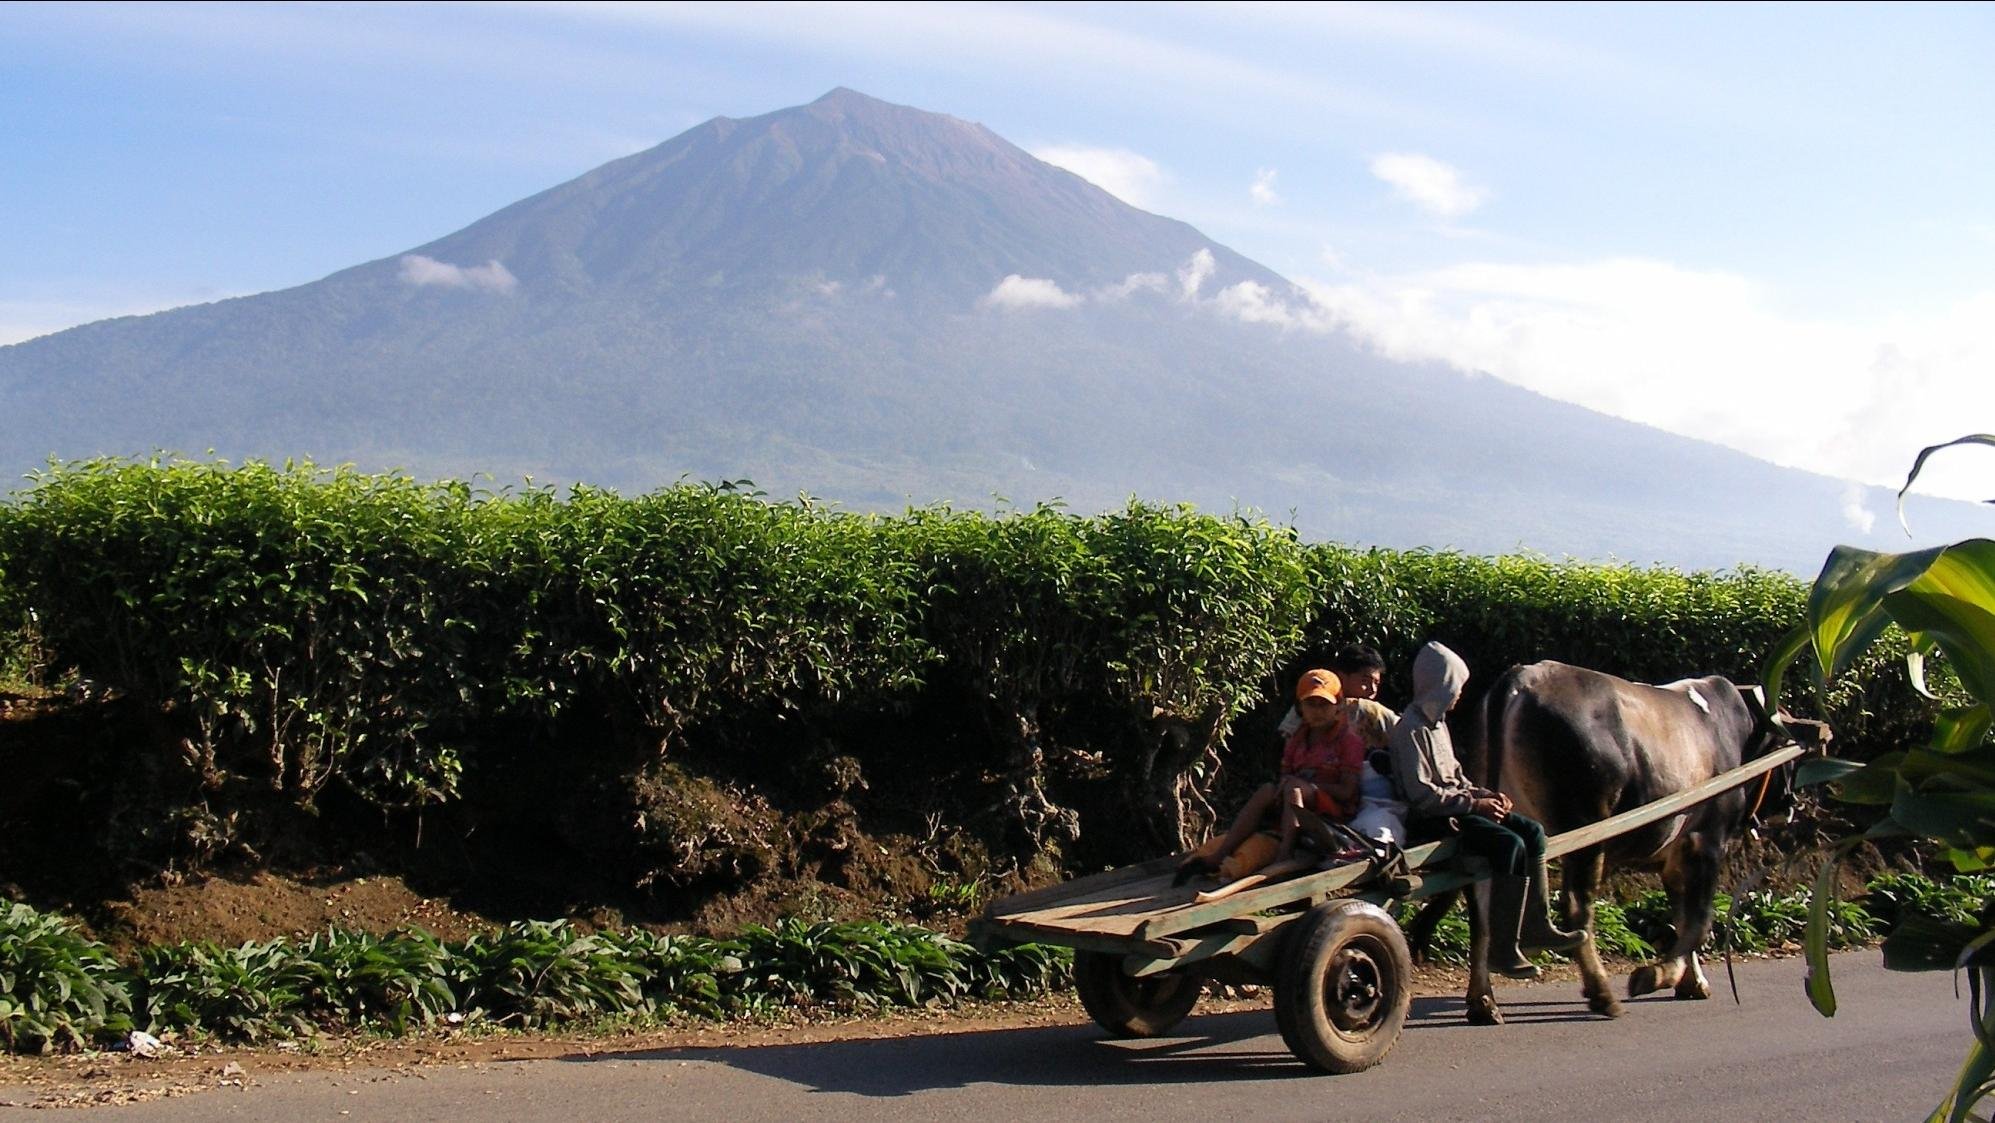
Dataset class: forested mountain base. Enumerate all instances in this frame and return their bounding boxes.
[0,459,1930,929]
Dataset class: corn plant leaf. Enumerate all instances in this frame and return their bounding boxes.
[1794,757,1865,789]
[1949,848,1995,873]
[1884,541,1995,706]
[1835,751,1909,805]
[1932,705,1995,756]
[1883,912,1981,972]
[1805,544,1952,683]
[1760,624,1813,717]
[1892,785,1995,852]
[1803,844,1854,1017]
[1937,1035,1995,1123]
[1897,433,1995,534]
[1910,635,1940,700]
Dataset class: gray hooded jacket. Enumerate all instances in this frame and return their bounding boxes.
[1387,642,1481,819]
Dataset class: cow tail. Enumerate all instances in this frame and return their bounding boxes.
[1470,665,1517,790]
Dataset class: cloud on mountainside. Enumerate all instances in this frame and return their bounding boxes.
[985,247,1337,336]
[984,248,1229,313]
[1840,483,1876,534]
[1298,255,1995,500]
[1029,145,1166,208]
[1251,167,1281,206]
[1369,153,1485,217]
[982,238,1995,499]
[399,255,518,294]
[983,274,1084,310]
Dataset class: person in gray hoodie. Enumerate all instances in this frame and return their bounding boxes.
[1388,641,1583,978]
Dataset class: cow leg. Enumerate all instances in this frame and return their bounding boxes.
[1628,841,1719,999]
[1563,846,1622,1018]
[1667,839,1720,1000]
[1464,879,1501,1025]
[1403,890,1459,965]
[1625,856,1688,997]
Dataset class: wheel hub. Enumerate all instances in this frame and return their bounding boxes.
[1328,946,1384,1031]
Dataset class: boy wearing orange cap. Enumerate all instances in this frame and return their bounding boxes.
[1174,668,1368,883]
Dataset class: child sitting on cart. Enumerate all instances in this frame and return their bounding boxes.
[1277,646,1404,847]
[1389,641,1584,976]
[1174,668,1368,884]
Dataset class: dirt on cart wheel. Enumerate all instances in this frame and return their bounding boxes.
[1274,899,1412,1073]
[1073,950,1203,1037]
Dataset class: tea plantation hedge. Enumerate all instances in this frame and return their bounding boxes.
[0,459,1926,896]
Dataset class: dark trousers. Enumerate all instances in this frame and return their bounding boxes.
[1452,811,1548,878]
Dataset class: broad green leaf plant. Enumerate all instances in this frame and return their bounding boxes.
[1766,434,1995,1123]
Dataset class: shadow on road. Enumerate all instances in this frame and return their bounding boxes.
[552,990,1606,1097]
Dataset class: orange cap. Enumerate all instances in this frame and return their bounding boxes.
[1295,668,1342,704]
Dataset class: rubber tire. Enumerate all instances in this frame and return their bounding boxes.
[1274,899,1412,1073]
[1073,951,1203,1037]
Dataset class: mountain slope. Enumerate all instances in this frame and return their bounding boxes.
[3,88,1981,572]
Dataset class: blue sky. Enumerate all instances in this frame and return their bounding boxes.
[5,2,1993,509]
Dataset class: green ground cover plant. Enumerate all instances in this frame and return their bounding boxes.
[2,869,1977,1052]
[0,901,133,1053]
[0,899,1079,1051]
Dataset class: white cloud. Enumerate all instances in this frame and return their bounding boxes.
[1369,153,1486,218]
[1212,281,1321,330]
[1293,256,1995,501]
[1177,249,1216,299]
[1030,145,1165,208]
[1097,271,1170,301]
[983,275,1083,310]
[1840,483,1877,534]
[1250,167,1280,207]
[399,255,518,293]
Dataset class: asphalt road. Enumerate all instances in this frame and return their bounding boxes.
[39,950,1966,1122]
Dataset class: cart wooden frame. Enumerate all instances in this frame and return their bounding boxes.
[969,743,1807,1073]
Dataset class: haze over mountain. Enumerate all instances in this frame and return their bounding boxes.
[3,88,1980,572]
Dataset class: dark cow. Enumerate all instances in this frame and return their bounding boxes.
[1458,660,1826,1022]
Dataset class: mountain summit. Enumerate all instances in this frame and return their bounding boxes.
[1,89,1975,570]
[407,86,1279,307]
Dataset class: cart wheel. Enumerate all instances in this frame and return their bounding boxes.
[1073,951,1202,1037]
[1274,900,1412,1073]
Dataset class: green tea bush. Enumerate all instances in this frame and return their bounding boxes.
[496,484,932,747]
[0,901,132,1053]
[0,458,1933,892]
[1301,546,1921,764]
[901,502,1313,851]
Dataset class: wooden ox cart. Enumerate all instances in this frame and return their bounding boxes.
[968,743,1807,1074]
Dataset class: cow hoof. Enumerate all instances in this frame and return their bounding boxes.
[1466,995,1503,1026]
[1588,992,1624,1018]
[1675,978,1710,1001]
[1627,965,1660,998]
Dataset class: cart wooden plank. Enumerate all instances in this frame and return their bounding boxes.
[1133,838,1455,940]
[983,855,1182,919]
